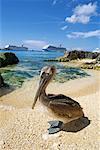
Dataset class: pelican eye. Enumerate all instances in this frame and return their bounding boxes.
[45,73,50,76]
[41,72,45,78]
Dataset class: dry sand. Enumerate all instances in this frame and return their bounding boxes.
[0,70,100,150]
[60,59,97,68]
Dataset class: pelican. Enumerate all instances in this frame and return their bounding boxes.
[32,66,84,134]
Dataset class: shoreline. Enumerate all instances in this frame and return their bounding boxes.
[0,69,100,107]
[0,66,90,89]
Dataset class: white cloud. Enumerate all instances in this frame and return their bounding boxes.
[74,2,96,15]
[24,40,47,49]
[93,48,100,53]
[61,25,68,30]
[52,0,57,5]
[67,30,100,38]
[65,3,97,24]
[66,14,90,24]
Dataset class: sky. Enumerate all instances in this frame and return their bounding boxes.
[0,0,100,50]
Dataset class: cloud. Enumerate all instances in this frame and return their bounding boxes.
[24,40,47,49]
[66,14,90,24]
[61,25,68,30]
[74,2,97,15]
[66,30,100,38]
[52,0,58,5]
[65,3,97,24]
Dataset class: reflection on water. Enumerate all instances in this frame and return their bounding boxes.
[0,50,89,87]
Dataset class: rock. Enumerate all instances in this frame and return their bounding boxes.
[80,54,100,70]
[67,50,99,60]
[0,74,4,87]
[45,51,99,62]
[57,57,69,62]
[81,63,100,70]
[96,54,100,63]
[81,64,94,69]
[0,52,19,68]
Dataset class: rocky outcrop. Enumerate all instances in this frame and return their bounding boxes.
[0,74,14,96]
[81,63,100,70]
[0,52,19,68]
[44,50,100,70]
[45,50,99,62]
[0,74,4,87]
[66,50,99,61]
[96,54,100,63]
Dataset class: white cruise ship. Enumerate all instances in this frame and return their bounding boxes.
[42,44,66,52]
[5,45,28,51]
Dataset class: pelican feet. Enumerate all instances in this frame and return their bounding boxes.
[48,120,63,134]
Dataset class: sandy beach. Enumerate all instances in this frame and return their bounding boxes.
[0,70,100,150]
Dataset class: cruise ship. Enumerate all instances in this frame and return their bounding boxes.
[42,45,66,52]
[4,45,28,51]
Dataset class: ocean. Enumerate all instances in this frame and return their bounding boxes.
[0,50,89,87]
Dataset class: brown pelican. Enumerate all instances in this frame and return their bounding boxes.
[32,66,84,134]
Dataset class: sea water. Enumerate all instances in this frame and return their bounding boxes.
[0,50,89,87]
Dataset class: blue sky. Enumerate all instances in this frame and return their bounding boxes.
[0,0,100,50]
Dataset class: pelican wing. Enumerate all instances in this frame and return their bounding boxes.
[48,95,82,117]
[48,94,80,107]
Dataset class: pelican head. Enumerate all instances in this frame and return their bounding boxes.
[32,66,56,109]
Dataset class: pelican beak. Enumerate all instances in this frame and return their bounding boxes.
[32,74,49,109]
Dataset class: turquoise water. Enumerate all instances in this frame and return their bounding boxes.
[0,50,89,87]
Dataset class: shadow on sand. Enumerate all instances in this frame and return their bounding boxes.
[62,116,90,132]
[0,84,15,97]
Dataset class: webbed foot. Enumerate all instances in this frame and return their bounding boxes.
[48,120,63,134]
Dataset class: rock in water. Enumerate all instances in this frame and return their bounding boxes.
[0,52,19,67]
[0,74,4,87]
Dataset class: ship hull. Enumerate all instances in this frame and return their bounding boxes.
[4,45,28,51]
[43,47,66,52]
[6,47,28,51]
